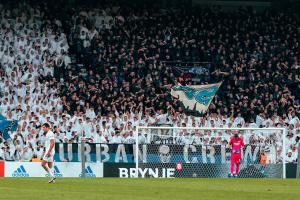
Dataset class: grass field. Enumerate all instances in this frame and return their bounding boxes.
[0,178,299,200]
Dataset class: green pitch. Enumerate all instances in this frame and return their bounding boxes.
[0,178,299,200]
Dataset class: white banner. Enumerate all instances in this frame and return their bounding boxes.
[5,162,103,177]
[171,82,222,113]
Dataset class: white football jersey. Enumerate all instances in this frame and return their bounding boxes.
[45,130,55,155]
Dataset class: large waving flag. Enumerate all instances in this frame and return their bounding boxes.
[171,82,222,113]
[0,114,18,140]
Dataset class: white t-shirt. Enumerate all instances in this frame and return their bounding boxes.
[289,116,299,126]
[192,135,203,145]
[111,135,123,144]
[124,135,135,144]
[156,114,168,124]
[286,154,296,163]
[93,133,107,143]
[44,130,55,155]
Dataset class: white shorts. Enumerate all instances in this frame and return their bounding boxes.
[42,154,54,163]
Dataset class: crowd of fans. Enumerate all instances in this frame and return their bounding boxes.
[0,2,71,161]
[0,2,299,163]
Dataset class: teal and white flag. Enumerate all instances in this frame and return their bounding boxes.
[0,114,18,140]
[171,82,222,113]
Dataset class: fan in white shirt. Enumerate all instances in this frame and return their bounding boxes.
[101,122,113,139]
[123,131,135,144]
[111,130,123,144]
[86,107,96,120]
[156,110,168,124]
[34,145,44,159]
[63,126,74,142]
[288,111,300,126]
[256,113,265,127]
[233,113,245,127]
[286,150,297,163]
[20,146,33,161]
[176,131,189,145]
[191,132,203,145]
[93,131,108,143]
[138,133,146,144]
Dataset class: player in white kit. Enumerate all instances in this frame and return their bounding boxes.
[41,123,56,183]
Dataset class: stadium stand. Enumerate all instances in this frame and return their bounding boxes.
[0,1,299,163]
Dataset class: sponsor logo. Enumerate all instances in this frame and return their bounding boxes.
[119,168,175,178]
[45,166,63,177]
[176,162,182,171]
[12,165,29,177]
[79,166,96,177]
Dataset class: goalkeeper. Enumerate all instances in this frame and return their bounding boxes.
[228,131,244,178]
